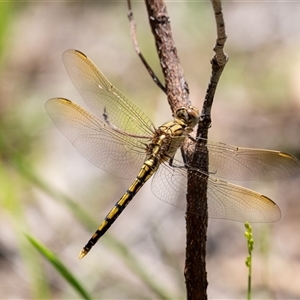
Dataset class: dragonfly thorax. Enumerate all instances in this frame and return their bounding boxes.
[174,105,200,131]
[144,106,200,162]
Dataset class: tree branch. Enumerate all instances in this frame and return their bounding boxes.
[144,0,190,113]
[199,0,228,131]
[185,1,228,300]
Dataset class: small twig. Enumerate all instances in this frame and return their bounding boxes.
[198,0,228,135]
[211,0,228,66]
[127,0,166,94]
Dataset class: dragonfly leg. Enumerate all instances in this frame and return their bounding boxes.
[167,148,188,169]
[187,135,197,143]
[180,146,188,166]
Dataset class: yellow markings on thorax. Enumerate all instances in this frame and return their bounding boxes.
[159,121,184,137]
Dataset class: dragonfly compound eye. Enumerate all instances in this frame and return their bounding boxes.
[187,105,200,128]
[175,106,200,129]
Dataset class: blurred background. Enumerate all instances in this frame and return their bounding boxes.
[0,1,300,299]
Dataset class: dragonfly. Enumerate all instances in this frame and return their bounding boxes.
[45,49,300,259]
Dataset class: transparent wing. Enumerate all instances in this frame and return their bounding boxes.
[45,98,149,179]
[181,139,300,181]
[151,152,281,222]
[151,160,187,210]
[206,140,300,181]
[62,49,155,137]
[206,177,280,222]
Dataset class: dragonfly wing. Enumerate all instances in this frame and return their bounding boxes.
[151,152,280,222]
[206,140,300,181]
[62,49,155,137]
[151,160,187,210]
[45,98,148,179]
[184,139,300,181]
[207,177,281,222]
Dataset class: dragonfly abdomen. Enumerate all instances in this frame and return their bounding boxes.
[79,158,159,259]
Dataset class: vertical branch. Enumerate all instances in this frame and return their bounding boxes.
[185,1,228,300]
[144,0,190,113]
[185,161,209,300]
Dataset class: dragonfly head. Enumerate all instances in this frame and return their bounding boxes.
[174,106,200,130]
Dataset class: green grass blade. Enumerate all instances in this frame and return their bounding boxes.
[25,234,92,300]
[244,222,254,300]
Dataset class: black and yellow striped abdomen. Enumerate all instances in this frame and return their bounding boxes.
[79,158,159,259]
[78,109,198,258]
